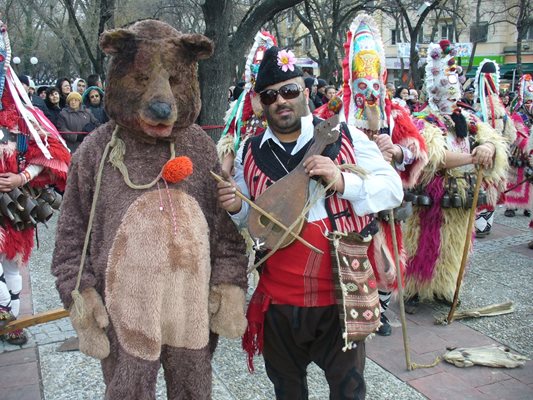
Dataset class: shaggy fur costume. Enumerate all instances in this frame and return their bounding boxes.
[506,112,532,209]
[0,78,70,268]
[404,111,508,302]
[51,20,247,400]
[367,100,429,291]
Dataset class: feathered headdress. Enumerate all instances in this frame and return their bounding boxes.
[514,73,533,112]
[0,22,11,108]
[342,13,387,129]
[220,31,276,155]
[424,40,462,114]
[0,20,68,156]
[474,59,501,124]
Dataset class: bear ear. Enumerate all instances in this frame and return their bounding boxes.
[180,34,214,61]
[100,29,136,55]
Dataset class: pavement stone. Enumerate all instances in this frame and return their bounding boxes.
[0,208,532,399]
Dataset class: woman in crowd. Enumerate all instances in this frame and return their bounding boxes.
[55,77,71,108]
[43,86,63,128]
[324,85,337,101]
[82,86,109,124]
[57,92,100,152]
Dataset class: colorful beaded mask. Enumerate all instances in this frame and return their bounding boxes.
[425,40,462,114]
[342,14,386,129]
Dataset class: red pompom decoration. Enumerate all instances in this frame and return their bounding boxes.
[162,156,193,183]
[439,39,451,54]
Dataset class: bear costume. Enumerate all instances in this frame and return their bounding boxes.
[51,20,248,400]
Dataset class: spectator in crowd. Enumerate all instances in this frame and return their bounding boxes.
[316,78,328,104]
[394,86,409,102]
[407,88,421,113]
[386,82,395,99]
[304,77,317,112]
[36,86,48,100]
[461,85,475,107]
[72,78,87,95]
[17,74,46,110]
[304,76,323,111]
[43,86,62,128]
[82,86,109,124]
[231,81,245,101]
[324,85,336,101]
[87,74,103,89]
[57,92,100,152]
[55,77,71,108]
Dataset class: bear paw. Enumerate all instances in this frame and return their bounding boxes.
[70,287,110,360]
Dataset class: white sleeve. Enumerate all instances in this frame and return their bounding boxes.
[338,127,403,215]
[25,164,44,179]
[228,143,251,229]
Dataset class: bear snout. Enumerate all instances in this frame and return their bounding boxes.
[149,101,172,120]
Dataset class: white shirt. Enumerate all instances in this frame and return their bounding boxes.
[230,114,403,229]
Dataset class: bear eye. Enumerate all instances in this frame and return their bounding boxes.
[136,74,150,84]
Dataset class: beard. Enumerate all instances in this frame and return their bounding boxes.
[263,96,308,135]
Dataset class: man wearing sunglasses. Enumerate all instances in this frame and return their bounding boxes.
[217,46,402,399]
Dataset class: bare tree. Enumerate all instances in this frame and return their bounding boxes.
[514,0,532,77]
[198,0,304,127]
[292,0,368,85]
[380,0,443,88]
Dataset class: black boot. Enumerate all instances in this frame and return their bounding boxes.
[404,294,420,314]
[377,313,392,336]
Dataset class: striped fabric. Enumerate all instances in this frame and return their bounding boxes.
[243,130,370,231]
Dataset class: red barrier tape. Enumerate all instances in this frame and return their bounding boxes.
[58,125,224,135]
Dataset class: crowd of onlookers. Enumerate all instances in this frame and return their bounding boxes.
[19,74,108,152]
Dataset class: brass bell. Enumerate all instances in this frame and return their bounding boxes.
[34,199,54,223]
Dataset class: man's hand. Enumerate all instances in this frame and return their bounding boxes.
[303,155,344,193]
[374,135,402,164]
[216,171,242,214]
[472,143,495,169]
[0,172,23,192]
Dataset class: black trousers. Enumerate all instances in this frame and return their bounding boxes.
[263,304,366,400]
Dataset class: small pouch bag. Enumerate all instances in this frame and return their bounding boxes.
[329,231,380,351]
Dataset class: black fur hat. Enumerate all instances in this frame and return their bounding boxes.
[254,46,303,93]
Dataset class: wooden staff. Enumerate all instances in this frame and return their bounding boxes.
[0,308,69,335]
[210,171,322,254]
[388,210,413,370]
[447,167,484,324]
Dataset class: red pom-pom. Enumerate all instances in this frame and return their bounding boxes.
[162,156,193,183]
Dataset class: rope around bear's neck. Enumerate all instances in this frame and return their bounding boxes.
[70,125,176,319]
[108,127,176,190]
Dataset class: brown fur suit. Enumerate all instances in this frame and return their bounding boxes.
[51,20,248,400]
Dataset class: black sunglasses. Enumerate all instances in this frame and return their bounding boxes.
[259,83,303,105]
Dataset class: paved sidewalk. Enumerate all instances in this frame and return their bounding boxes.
[1,207,532,399]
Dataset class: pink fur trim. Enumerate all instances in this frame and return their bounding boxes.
[406,177,445,282]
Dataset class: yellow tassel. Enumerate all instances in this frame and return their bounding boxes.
[339,163,369,179]
[108,137,126,169]
[70,289,85,320]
